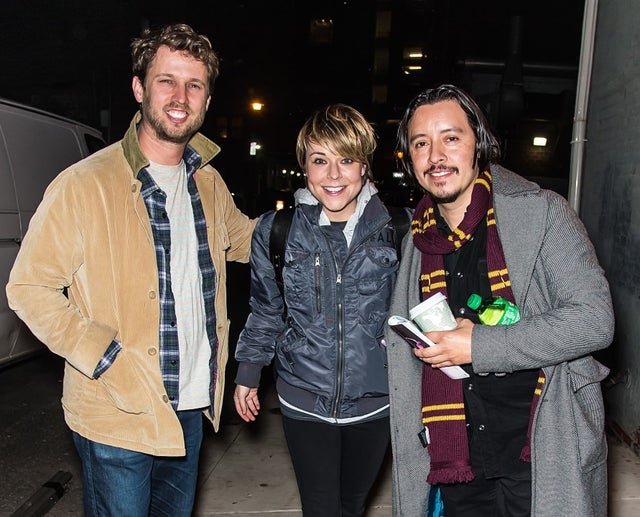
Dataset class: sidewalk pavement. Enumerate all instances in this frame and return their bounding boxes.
[2,352,639,516]
[193,385,392,516]
[193,383,640,517]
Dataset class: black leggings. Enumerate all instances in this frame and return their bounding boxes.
[282,415,390,517]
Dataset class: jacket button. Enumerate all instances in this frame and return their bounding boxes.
[147,348,157,356]
[131,184,137,192]
[162,395,169,403]
[149,291,157,299]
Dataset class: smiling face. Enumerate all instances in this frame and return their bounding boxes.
[132,45,211,149]
[304,140,366,222]
[408,100,479,212]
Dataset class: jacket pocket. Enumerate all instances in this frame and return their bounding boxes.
[566,356,610,471]
[365,244,399,269]
[357,246,398,328]
[283,250,320,312]
[98,350,153,414]
[276,323,308,374]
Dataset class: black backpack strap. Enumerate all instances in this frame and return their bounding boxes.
[269,208,294,309]
[387,205,411,260]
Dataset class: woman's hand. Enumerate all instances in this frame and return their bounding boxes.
[234,385,261,422]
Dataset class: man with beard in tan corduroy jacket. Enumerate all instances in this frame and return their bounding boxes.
[6,23,256,516]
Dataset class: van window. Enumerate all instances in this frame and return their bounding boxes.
[0,133,19,227]
[85,133,106,155]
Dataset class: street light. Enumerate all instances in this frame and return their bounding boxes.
[251,101,264,111]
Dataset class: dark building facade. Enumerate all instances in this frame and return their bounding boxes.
[1,0,585,213]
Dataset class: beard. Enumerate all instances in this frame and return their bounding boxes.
[429,190,462,204]
[140,98,206,145]
[421,165,463,204]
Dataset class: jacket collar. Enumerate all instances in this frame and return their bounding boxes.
[490,164,540,197]
[490,164,547,306]
[121,111,221,178]
[293,180,378,223]
[294,182,389,248]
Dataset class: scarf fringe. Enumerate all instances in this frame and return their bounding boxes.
[428,465,475,485]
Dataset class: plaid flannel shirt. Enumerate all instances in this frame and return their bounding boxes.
[94,145,217,411]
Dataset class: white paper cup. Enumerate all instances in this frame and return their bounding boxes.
[409,292,457,331]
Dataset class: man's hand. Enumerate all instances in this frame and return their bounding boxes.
[414,318,474,368]
[234,385,261,422]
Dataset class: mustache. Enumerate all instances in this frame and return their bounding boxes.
[422,165,459,175]
[165,102,190,111]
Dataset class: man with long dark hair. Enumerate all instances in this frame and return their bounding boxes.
[385,84,613,516]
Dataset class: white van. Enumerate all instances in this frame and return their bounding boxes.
[0,98,105,367]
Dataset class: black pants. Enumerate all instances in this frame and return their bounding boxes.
[439,468,532,517]
[282,415,390,517]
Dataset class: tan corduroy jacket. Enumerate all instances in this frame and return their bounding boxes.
[6,113,256,456]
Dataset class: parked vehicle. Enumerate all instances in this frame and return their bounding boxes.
[0,98,105,367]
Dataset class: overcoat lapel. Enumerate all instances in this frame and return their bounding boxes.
[494,192,546,308]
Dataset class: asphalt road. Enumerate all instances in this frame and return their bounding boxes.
[0,350,83,515]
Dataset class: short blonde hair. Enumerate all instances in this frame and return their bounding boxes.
[296,104,377,181]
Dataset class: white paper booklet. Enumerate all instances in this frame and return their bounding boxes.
[387,315,470,380]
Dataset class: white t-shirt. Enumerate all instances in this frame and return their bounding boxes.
[148,160,211,410]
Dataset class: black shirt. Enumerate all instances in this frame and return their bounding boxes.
[436,207,539,479]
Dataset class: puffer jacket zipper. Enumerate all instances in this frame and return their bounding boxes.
[314,254,321,313]
[326,215,393,420]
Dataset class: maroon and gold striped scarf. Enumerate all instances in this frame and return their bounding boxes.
[411,170,544,485]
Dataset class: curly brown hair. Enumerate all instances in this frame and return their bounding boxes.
[131,23,220,94]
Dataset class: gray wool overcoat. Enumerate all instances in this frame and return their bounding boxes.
[385,165,614,517]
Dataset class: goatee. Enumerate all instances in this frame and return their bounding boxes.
[422,166,461,204]
[429,190,462,204]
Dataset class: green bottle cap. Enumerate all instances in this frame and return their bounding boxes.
[467,293,482,310]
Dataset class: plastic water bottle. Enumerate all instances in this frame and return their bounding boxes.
[467,293,521,326]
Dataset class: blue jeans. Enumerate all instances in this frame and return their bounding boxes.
[72,409,203,517]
